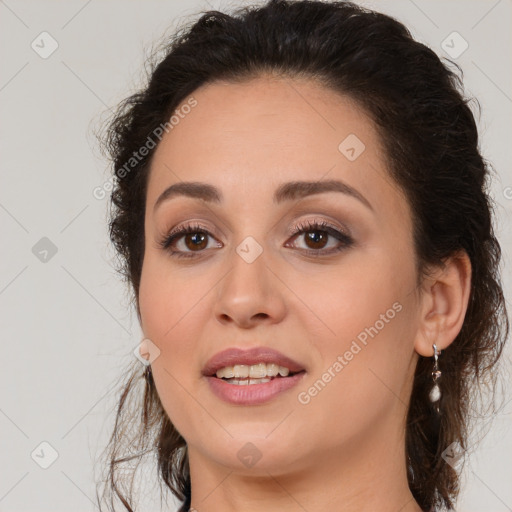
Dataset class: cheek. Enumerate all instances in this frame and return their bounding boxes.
[138,260,203,374]
[138,264,207,432]
[291,245,414,345]
[293,277,416,445]
[139,251,207,336]
[293,246,417,400]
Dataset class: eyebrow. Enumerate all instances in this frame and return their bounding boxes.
[153,179,373,212]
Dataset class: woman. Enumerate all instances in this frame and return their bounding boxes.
[96,1,510,511]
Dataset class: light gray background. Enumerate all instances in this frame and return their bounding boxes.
[0,1,511,511]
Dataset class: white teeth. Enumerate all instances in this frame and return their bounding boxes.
[233,365,249,378]
[223,377,272,385]
[220,366,234,378]
[266,363,279,377]
[215,363,293,379]
[278,366,290,377]
[249,363,267,378]
[267,363,279,377]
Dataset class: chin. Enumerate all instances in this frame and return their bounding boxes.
[201,435,306,475]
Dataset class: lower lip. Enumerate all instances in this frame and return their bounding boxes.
[205,372,306,405]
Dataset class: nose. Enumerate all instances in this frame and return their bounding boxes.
[213,243,287,329]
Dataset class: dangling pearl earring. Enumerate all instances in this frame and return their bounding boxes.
[429,343,442,413]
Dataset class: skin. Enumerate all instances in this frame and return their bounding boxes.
[137,75,471,512]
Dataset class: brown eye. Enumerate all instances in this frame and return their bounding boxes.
[303,230,329,250]
[159,223,222,259]
[287,220,354,255]
[183,232,208,251]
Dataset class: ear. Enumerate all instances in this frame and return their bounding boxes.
[414,250,472,357]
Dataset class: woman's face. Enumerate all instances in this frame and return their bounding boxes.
[138,76,424,475]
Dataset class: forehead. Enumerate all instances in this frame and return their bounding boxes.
[152,75,377,164]
[146,76,406,218]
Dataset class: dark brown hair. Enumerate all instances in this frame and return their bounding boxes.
[96,1,510,511]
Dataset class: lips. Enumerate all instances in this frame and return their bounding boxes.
[202,346,306,377]
[206,371,306,405]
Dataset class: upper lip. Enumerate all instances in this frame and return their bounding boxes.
[202,347,306,376]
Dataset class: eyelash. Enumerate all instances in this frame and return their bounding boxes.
[158,219,354,259]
